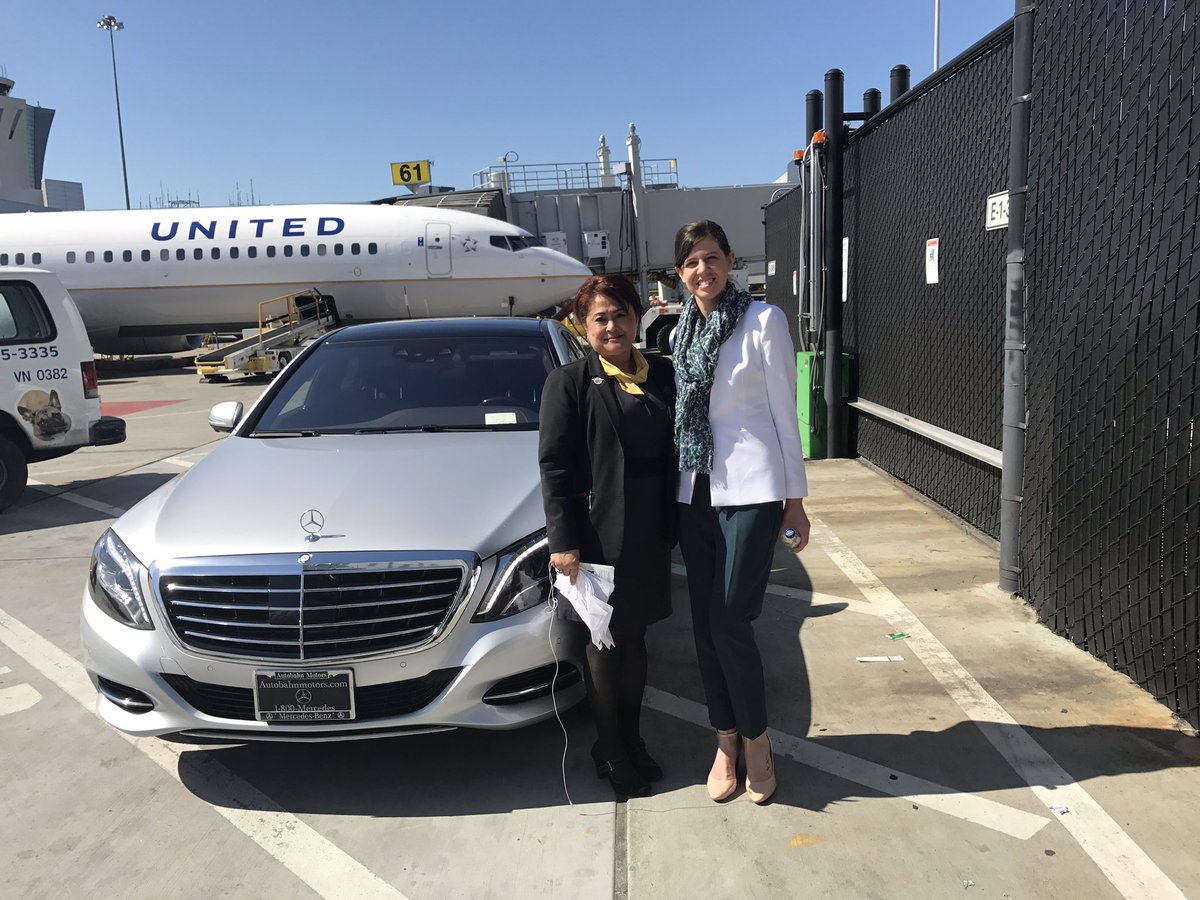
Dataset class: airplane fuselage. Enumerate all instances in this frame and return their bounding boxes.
[0,203,590,353]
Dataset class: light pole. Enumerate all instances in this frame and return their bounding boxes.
[97,15,131,210]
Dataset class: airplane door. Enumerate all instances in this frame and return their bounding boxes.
[425,224,452,276]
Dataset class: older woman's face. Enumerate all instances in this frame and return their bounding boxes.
[584,294,635,363]
[676,237,735,306]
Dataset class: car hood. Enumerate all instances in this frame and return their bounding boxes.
[115,432,546,563]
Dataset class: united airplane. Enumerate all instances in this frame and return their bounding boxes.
[0,203,591,354]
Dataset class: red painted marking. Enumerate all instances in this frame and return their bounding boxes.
[101,400,185,417]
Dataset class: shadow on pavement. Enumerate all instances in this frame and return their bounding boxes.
[170,550,1198,819]
[0,472,178,535]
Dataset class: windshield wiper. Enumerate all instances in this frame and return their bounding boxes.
[249,429,325,437]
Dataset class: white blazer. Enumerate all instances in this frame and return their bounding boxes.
[676,301,808,507]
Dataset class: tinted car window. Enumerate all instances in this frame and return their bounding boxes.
[0,283,56,343]
[251,335,555,433]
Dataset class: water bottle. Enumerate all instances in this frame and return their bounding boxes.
[781,527,802,551]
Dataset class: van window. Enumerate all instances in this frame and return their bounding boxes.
[0,283,56,344]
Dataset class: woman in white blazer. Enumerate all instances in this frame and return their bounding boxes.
[672,219,810,805]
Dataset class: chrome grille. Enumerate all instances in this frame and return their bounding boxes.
[158,556,471,661]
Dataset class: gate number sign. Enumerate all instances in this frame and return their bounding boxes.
[985,190,1009,231]
[391,160,432,186]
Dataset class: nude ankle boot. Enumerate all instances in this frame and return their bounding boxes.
[743,732,776,804]
[706,728,740,802]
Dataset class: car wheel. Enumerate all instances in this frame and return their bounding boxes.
[656,325,674,356]
[0,435,29,511]
[278,351,292,366]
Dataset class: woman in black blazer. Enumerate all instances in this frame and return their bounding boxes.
[539,274,677,798]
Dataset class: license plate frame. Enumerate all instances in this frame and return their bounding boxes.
[253,668,355,722]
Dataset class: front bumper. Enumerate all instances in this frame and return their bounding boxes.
[81,583,586,741]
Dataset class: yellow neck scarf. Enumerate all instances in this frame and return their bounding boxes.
[598,348,649,395]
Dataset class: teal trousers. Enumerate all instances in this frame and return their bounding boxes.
[678,474,783,739]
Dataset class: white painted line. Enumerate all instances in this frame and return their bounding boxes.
[856,656,904,662]
[26,480,127,518]
[160,455,196,468]
[0,683,41,716]
[0,608,406,900]
[645,687,1049,841]
[808,520,1186,900]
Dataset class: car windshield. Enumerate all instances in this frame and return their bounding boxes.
[250,334,554,434]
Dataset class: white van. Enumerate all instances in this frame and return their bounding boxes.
[0,269,126,510]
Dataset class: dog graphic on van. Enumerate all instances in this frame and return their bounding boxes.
[17,389,72,441]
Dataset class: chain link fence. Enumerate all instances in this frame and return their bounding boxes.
[766,1,1198,728]
[1022,0,1199,728]
[842,25,1013,537]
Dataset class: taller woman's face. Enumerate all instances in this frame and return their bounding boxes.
[676,237,735,306]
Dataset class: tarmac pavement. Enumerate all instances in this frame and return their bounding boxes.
[0,365,1197,899]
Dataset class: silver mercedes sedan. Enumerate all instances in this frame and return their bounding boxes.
[81,317,588,741]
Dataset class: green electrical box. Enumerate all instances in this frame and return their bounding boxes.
[796,351,853,459]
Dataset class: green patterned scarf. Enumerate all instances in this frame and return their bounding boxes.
[672,283,754,473]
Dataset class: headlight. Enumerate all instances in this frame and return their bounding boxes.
[473,532,551,622]
[88,529,154,630]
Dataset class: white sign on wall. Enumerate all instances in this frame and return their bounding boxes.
[925,237,940,284]
[842,237,849,302]
[985,190,1010,230]
[767,260,776,276]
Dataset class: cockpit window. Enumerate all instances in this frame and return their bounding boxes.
[489,235,541,252]
[250,335,555,434]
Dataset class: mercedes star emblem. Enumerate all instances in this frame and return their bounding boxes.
[295,689,312,705]
[300,509,325,538]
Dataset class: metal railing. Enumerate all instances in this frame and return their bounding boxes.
[471,159,678,194]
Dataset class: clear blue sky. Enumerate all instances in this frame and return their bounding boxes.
[4,1,1013,211]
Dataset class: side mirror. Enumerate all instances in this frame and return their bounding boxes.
[208,400,244,433]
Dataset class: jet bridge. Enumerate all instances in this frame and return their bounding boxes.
[195,289,337,381]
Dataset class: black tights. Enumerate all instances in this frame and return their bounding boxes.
[583,621,649,761]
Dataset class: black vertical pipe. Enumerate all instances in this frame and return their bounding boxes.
[1000,2,1035,593]
[823,68,845,459]
[863,88,881,120]
[890,64,911,103]
[805,90,823,145]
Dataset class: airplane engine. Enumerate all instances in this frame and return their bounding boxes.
[91,334,205,356]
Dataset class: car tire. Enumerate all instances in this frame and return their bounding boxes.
[655,325,674,356]
[0,435,29,511]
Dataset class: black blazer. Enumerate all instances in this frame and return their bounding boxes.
[538,352,677,563]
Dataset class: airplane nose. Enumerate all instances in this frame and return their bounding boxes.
[538,247,591,275]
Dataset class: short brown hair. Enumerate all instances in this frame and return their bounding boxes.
[673,220,732,269]
[572,274,643,321]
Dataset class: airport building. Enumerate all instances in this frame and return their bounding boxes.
[0,76,85,213]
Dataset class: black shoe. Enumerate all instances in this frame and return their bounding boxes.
[626,739,663,782]
[591,743,651,797]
